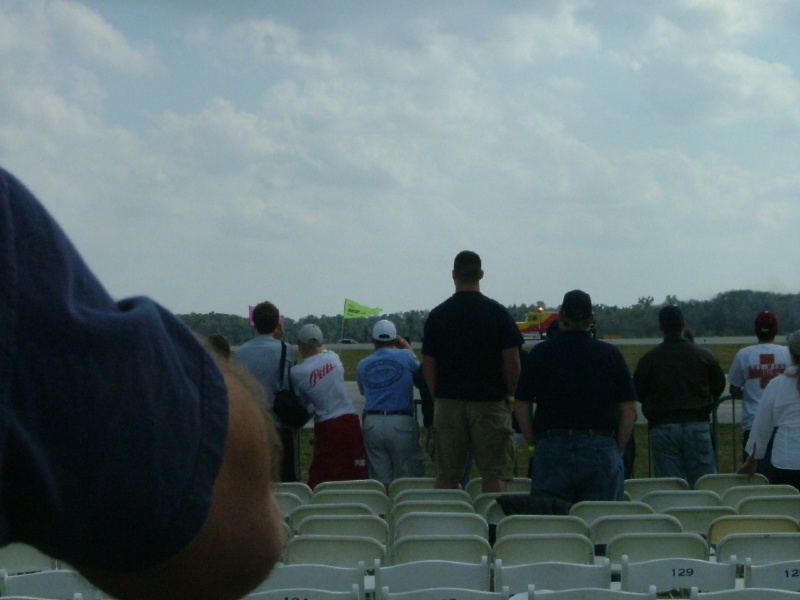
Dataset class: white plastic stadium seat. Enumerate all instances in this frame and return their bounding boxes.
[374,556,491,594]
[620,555,736,594]
[495,557,611,595]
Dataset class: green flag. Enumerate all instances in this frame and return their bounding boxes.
[343,298,382,319]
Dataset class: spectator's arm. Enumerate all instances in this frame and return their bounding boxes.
[79,363,284,600]
[422,355,437,403]
[513,400,535,447]
[501,346,521,397]
[616,401,637,455]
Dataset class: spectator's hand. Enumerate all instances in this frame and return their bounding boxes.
[736,454,757,479]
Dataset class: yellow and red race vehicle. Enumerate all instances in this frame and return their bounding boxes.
[517,307,558,341]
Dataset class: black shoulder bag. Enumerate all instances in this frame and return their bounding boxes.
[272,341,312,429]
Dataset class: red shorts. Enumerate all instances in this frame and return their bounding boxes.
[308,413,368,489]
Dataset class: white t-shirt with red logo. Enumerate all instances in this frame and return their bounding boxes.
[290,349,358,424]
[729,342,792,431]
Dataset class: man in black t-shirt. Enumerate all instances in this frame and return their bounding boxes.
[422,250,523,494]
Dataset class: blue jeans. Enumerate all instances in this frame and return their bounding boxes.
[530,435,624,503]
[650,422,716,488]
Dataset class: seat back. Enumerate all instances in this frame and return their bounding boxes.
[744,558,800,591]
[624,478,690,502]
[494,557,611,594]
[620,555,736,593]
[694,473,769,496]
[314,479,386,494]
[715,532,800,566]
[492,534,595,566]
[380,586,512,600]
[721,484,799,508]
[286,503,374,531]
[392,488,472,506]
[283,535,386,568]
[465,478,484,499]
[736,495,800,521]
[374,557,491,593]
[663,506,736,536]
[248,583,360,600]
[473,493,504,519]
[251,562,365,598]
[312,489,390,517]
[688,587,800,599]
[0,544,57,575]
[390,500,474,526]
[0,569,104,599]
[606,533,709,563]
[528,586,656,599]
[640,490,722,513]
[275,481,314,504]
[495,515,589,542]
[295,515,389,544]
[387,477,436,500]
[275,492,305,517]
[393,512,488,542]
[707,515,800,546]
[589,514,682,547]
[569,501,653,526]
[390,534,491,565]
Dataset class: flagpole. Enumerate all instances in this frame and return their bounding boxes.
[340,298,346,344]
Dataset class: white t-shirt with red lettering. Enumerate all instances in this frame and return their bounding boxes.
[729,342,792,431]
[290,349,358,424]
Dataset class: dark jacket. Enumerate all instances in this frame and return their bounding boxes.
[634,334,727,427]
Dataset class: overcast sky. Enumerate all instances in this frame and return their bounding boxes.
[2,1,799,320]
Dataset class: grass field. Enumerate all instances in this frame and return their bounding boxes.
[295,340,750,481]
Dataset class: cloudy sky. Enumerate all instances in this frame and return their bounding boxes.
[2,1,799,320]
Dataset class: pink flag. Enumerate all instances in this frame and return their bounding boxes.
[248,305,255,327]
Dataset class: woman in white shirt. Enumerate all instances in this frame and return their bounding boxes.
[738,330,800,489]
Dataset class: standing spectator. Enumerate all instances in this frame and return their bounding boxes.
[357,320,426,488]
[291,324,367,488]
[738,331,800,490]
[236,301,301,482]
[634,305,726,487]
[728,310,791,480]
[422,250,523,493]
[515,290,637,502]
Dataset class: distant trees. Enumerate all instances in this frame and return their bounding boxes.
[178,290,800,344]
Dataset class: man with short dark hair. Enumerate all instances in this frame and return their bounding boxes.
[357,320,425,488]
[634,305,726,487]
[515,289,637,502]
[728,310,791,480]
[422,250,523,494]
[236,301,300,481]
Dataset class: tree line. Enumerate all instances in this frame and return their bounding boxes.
[179,289,800,346]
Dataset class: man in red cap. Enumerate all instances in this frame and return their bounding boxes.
[729,310,792,480]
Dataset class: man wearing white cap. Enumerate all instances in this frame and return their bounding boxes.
[291,324,367,488]
[357,320,426,488]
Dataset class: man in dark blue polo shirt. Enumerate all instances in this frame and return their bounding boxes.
[515,289,637,502]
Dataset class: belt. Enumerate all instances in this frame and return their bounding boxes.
[364,410,414,416]
[539,428,614,439]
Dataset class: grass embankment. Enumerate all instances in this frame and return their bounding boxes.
[296,342,749,481]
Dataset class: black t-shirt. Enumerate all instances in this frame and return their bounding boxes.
[422,291,523,401]
[516,330,636,434]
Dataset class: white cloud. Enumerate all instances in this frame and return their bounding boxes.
[0,0,798,317]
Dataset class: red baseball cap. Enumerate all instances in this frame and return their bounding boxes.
[754,310,779,337]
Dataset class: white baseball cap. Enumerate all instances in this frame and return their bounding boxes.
[298,323,323,344]
[372,319,397,342]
